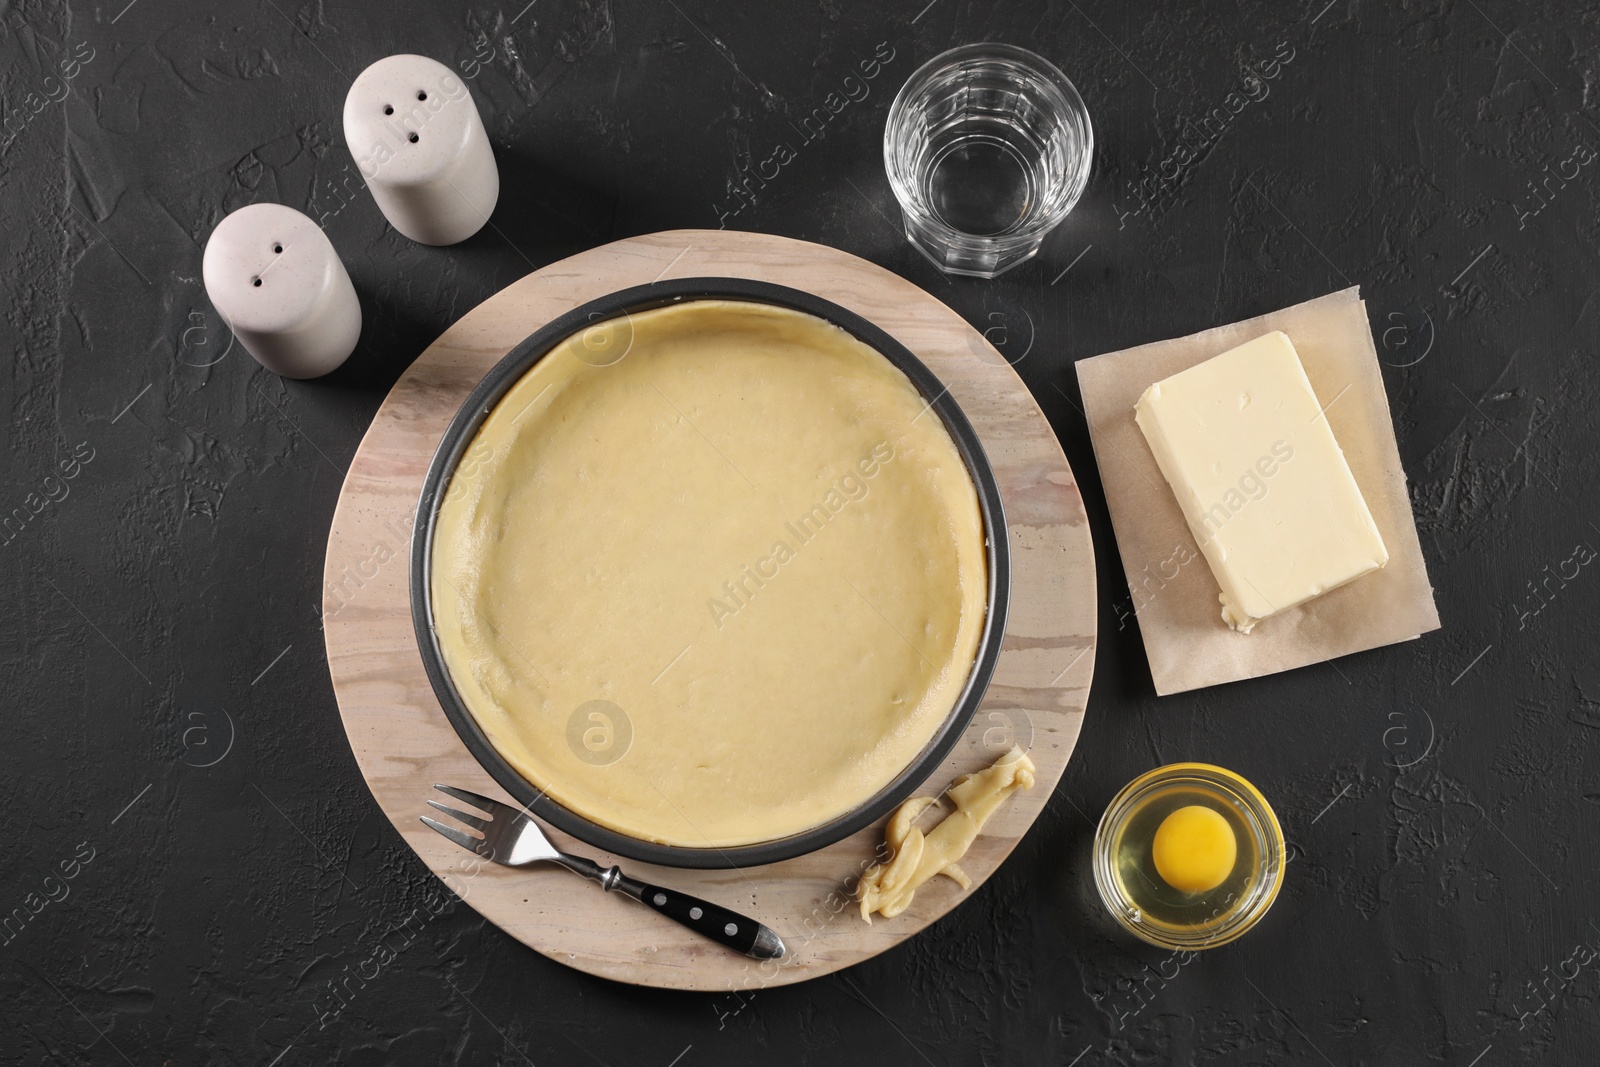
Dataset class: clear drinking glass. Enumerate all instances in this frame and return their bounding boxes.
[884,43,1093,279]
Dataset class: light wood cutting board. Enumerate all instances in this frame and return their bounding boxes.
[321,229,1096,990]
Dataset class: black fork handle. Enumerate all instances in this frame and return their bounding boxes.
[557,854,785,960]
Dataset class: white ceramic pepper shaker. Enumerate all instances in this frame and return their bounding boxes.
[202,203,362,380]
[343,54,499,246]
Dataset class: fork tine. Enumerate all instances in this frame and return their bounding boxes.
[433,784,504,816]
[420,816,492,857]
[425,799,493,832]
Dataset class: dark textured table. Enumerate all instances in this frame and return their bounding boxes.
[4,1,1594,1063]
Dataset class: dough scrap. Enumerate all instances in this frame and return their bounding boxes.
[857,746,1037,921]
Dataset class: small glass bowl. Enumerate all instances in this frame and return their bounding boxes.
[1093,763,1285,950]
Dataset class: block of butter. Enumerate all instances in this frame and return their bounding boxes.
[1134,330,1389,633]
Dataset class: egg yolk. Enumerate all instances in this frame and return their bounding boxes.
[1151,805,1237,893]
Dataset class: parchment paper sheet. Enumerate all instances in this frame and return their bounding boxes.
[1075,287,1440,695]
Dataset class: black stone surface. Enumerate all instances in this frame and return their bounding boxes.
[2,1,1595,1064]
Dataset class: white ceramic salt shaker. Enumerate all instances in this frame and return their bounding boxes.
[343,54,499,246]
[202,204,362,380]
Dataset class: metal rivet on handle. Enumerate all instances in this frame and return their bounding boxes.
[689,907,702,919]
[653,893,666,906]
[724,923,737,936]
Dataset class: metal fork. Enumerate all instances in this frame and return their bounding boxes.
[421,784,785,960]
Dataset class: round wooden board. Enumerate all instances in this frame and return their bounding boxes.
[322,229,1096,991]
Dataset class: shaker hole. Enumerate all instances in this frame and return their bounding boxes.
[251,277,262,287]
[272,244,283,254]
[417,90,427,101]
[408,132,419,143]
[383,105,394,115]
